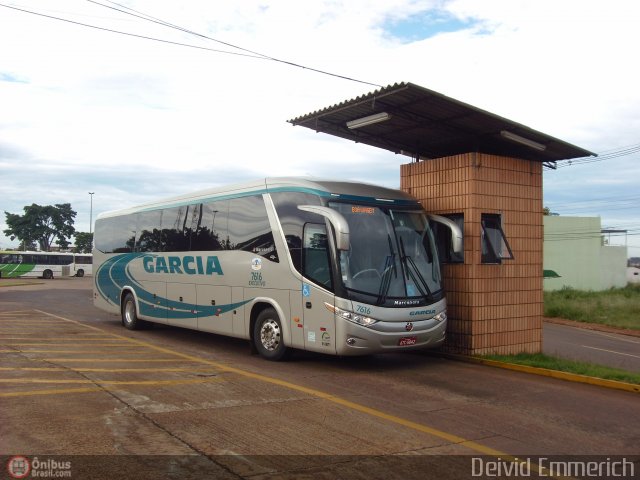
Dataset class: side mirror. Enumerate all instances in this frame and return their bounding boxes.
[428,214,463,254]
[298,205,350,251]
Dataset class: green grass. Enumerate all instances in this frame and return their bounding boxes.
[544,284,640,330]
[484,353,640,385]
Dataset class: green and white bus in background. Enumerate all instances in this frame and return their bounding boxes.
[93,178,461,360]
[0,251,92,279]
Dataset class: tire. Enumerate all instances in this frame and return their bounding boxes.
[253,308,290,361]
[121,293,142,330]
[43,269,53,280]
[76,269,84,278]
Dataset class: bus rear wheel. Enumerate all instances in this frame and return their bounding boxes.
[121,293,142,330]
[76,269,84,277]
[253,308,290,361]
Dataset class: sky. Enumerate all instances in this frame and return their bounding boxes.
[1,0,639,256]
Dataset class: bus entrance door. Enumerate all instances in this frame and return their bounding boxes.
[302,282,336,354]
[300,222,337,353]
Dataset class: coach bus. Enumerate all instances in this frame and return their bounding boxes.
[92,178,462,360]
[0,251,92,279]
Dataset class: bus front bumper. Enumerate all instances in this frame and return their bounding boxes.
[334,317,447,356]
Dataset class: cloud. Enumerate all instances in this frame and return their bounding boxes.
[0,72,28,83]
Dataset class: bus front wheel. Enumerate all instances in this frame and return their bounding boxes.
[43,270,53,280]
[121,293,142,330]
[253,308,290,361]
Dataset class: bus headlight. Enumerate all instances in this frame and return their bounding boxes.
[433,311,447,323]
[324,303,379,327]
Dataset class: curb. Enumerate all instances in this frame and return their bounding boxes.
[438,352,640,394]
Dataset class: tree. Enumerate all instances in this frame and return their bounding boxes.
[74,232,93,254]
[18,239,37,251]
[543,206,551,216]
[4,203,76,251]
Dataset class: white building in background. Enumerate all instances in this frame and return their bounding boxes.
[544,216,628,291]
[628,267,640,284]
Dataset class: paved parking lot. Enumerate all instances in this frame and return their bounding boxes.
[0,314,222,400]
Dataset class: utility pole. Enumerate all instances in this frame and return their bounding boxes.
[89,192,95,235]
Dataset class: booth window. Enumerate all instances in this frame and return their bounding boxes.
[481,214,514,264]
[432,213,464,264]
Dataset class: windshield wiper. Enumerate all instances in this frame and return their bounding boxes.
[398,237,432,298]
[376,235,397,305]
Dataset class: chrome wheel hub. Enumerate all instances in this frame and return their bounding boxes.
[124,301,135,324]
[260,319,281,351]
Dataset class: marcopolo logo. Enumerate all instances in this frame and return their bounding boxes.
[143,255,223,275]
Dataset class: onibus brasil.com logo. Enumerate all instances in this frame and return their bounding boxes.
[7,456,71,478]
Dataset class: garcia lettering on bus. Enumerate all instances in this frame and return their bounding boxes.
[143,255,224,275]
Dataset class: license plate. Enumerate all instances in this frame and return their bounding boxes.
[398,336,417,346]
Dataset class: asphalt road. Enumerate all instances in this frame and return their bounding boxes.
[544,322,640,372]
[1,278,638,479]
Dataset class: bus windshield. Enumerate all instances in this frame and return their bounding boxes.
[329,203,442,307]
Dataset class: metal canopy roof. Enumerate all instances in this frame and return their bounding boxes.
[288,82,596,166]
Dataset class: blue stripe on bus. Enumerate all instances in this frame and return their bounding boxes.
[96,253,250,320]
[133,186,417,213]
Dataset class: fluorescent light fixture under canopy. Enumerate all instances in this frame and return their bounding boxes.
[346,112,391,129]
[500,130,546,151]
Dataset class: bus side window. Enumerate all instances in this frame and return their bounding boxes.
[227,195,278,261]
[302,223,333,290]
[162,206,192,252]
[136,211,163,252]
[191,201,228,252]
[271,191,323,272]
[95,215,135,253]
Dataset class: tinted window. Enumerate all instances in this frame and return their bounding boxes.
[51,255,73,265]
[227,195,278,261]
[136,211,163,252]
[303,223,333,290]
[191,201,228,251]
[271,192,323,271]
[432,213,464,264]
[95,215,136,253]
[162,206,192,252]
[481,213,514,264]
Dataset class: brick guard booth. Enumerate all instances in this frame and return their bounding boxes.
[289,83,594,355]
